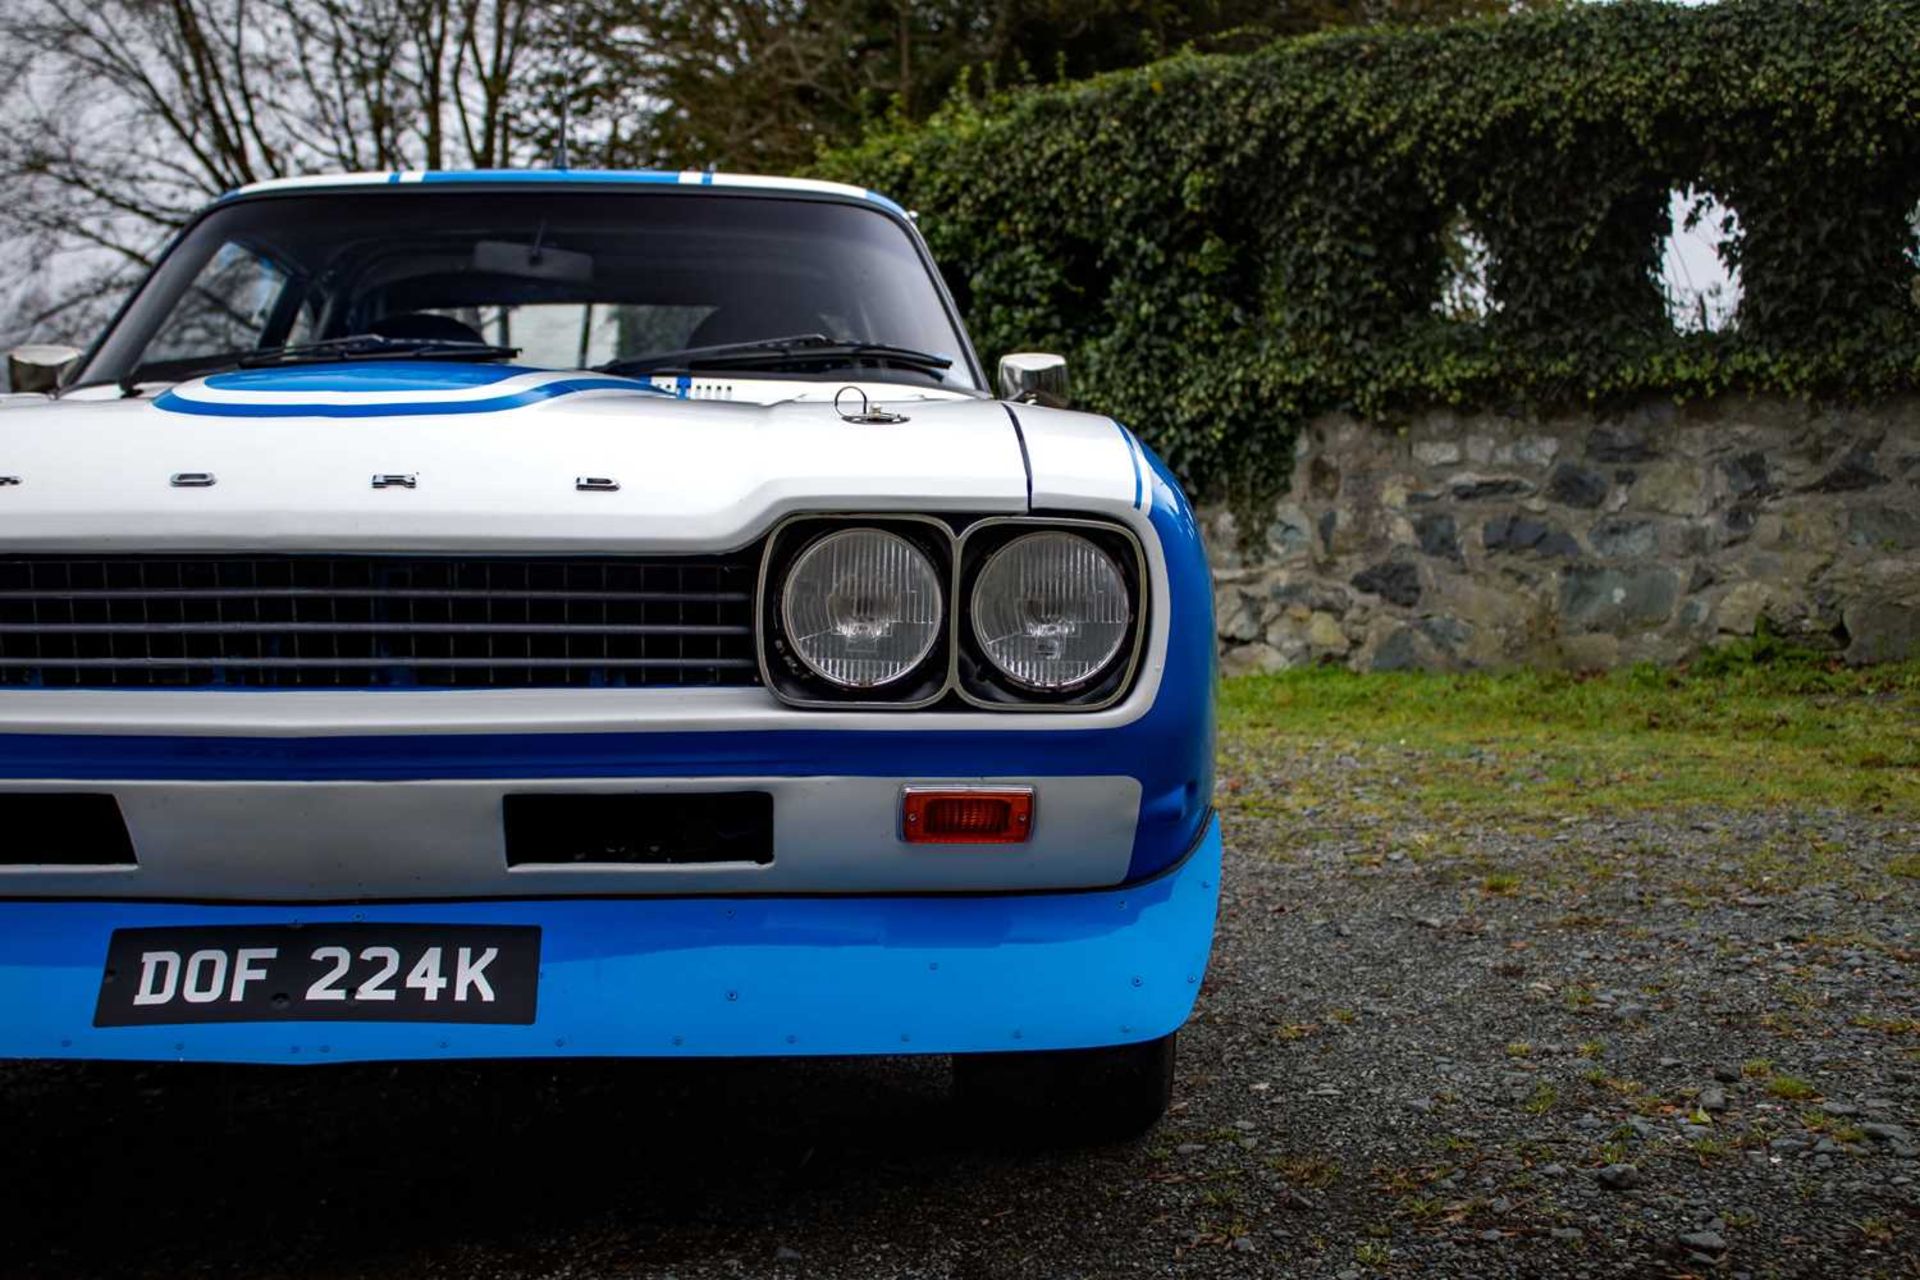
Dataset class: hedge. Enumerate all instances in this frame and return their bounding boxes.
[813,0,1920,505]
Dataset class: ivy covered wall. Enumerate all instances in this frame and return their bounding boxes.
[816,0,1920,508]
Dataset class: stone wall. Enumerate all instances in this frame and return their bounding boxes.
[1205,397,1920,672]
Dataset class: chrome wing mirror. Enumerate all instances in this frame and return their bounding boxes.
[6,344,81,395]
[996,352,1069,408]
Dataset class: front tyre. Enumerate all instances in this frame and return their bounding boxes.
[952,1033,1176,1144]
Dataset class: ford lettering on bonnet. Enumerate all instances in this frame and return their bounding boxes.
[0,169,1219,1140]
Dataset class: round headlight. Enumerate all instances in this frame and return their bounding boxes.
[970,531,1132,690]
[780,528,944,688]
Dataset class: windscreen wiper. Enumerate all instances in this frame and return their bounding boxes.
[598,333,953,378]
[117,334,520,396]
[236,334,520,367]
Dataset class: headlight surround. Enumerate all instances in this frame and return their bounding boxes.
[778,527,944,689]
[968,530,1133,691]
[757,513,1145,712]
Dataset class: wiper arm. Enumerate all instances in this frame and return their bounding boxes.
[598,333,953,378]
[595,333,835,375]
[117,334,520,396]
[705,340,954,373]
[237,334,519,367]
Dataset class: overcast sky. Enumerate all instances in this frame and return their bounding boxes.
[1662,190,1739,333]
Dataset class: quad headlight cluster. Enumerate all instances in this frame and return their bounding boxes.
[758,514,1146,710]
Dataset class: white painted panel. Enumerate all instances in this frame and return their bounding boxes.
[0,392,1027,552]
[1011,402,1143,516]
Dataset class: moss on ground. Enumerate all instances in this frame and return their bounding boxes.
[1216,658,1920,901]
[1219,660,1920,820]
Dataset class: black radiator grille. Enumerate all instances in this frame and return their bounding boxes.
[0,554,762,689]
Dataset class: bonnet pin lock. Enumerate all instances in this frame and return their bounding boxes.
[834,385,908,425]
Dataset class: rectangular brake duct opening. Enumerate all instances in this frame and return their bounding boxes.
[0,794,137,865]
[503,792,774,867]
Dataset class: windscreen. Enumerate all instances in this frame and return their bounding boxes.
[75,188,979,390]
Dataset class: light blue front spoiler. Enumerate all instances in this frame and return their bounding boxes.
[0,817,1219,1065]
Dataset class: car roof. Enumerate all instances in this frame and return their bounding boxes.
[222,169,909,218]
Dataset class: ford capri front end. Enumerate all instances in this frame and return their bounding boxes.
[0,172,1217,1137]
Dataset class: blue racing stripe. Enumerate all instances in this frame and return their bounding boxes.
[0,724,1147,781]
[203,363,528,393]
[1113,420,1144,509]
[155,377,668,419]
[415,170,686,187]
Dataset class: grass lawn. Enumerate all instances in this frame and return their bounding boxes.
[1217,656,1920,895]
[1220,657,1920,819]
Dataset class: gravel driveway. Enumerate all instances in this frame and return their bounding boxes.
[3,755,1915,1278]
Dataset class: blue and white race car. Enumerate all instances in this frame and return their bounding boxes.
[0,170,1218,1138]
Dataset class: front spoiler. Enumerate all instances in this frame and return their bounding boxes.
[0,818,1220,1064]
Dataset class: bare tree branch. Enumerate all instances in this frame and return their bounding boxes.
[0,0,582,344]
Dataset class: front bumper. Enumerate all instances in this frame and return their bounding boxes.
[0,774,1144,898]
[0,816,1220,1065]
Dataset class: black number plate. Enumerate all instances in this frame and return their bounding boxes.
[93,924,540,1027]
